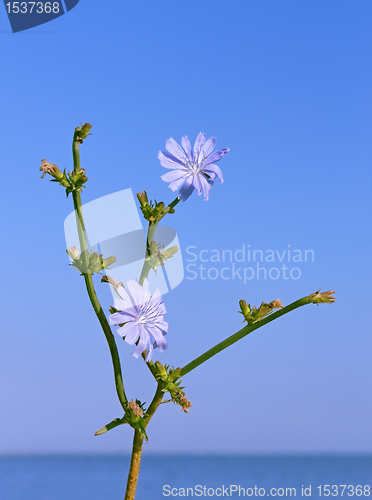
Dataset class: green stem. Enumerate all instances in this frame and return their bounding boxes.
[143,383,165,425]
[140,352,159,378]
[124,383,164,500]
[138,197,180,285]
[124,430,143,500]
[137,196,180,381]
[72,139,80,172]
[138,222,157,285]
[181,295,314,376]
[71,137,128,410]
[168,197,180,211]
[83,270,128,409]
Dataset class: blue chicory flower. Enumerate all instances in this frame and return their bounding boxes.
[108,279,168,362]
[159,132,229,201]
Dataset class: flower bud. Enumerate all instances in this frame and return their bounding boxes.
[74,123,92,143]
[66,246,86,273]
[40,159,71,188]
[149,241,158,254]
[239,300,251,322]
[67,249,116,275]
[239,298,283,324]
[136,194,168,222]
[66,246,81,261]
[162,246,178,260]
[155,361,168,380]
[137,191,149,208]
[79,123,92,140]
[310,290,336,304]
[168,367,181,379]
[154,201,165,215]
[101,255,116,270]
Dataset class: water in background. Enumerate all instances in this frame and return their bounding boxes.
[0,455,371,499]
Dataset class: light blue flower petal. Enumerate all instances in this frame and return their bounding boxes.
[150,327,168,351]
[132,327,149,358]
[113,297,133,312]
[181,136,192,157]
[109,310,136,325]
[202,137,216,157]
[166,138,186,162]
[168,173,190,192]
[161,169,187,183]
[193,174,203,195]
[155,320,169,333]
[115,286,133,307]
[178,176,195,201]
[203,148,230,166]
[193,132,207,158]
[158,151,185,169]
[126,279,147,307]
[157,302,167,315]
[151,287,161,301]
[203,164,224,183]
[141,278,151,303]
[156,339,167,352]
[108,312,127,325]
[117,321,139,344]
[144,340,154,362]
[199,175,212,201]
[118,311,137,323]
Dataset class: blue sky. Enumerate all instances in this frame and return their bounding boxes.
[0,0,371,457]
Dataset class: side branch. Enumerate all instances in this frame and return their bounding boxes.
[181,291,335,376]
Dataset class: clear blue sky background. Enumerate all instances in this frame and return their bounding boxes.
[0,1,371,456]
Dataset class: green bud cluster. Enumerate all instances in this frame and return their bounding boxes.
[67,247,116,275]
[115,399,149,441]
[239,299,283,325]
[137,191,175,222]
[40,158,88,196]
[65,168,88,197]
[145,242,179,273]
[154,362,192,413]
[125,399,148,440]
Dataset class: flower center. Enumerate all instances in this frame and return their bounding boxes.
[188,160,202,176]
[138,313,147,324]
